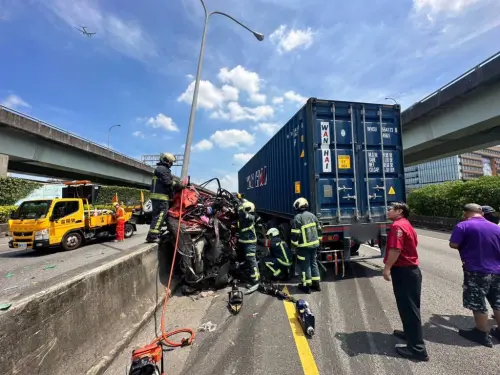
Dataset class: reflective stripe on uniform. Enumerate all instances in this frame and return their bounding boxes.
[278,242,291,265]
[297,254,306,261]
[240,225,254,232]
[265,262,281,276]
[298,222,320,247]
[246,252,256,257]
[148,229,160,234]
[239,238,257,244]
[150,193,169,200]
[311,276,320,281]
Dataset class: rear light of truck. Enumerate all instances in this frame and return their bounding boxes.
[322,234,340,242]
[326,254,333,262]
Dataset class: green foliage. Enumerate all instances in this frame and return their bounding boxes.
[0,177,42,206]
[97,186,149,205]
[408,176,500,218]
[0,205,17,224]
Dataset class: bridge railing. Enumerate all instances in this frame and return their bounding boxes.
[0,104,149,166]
[409,215,461,232]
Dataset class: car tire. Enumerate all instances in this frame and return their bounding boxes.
[62,232,83,251]
[124,223,134,238]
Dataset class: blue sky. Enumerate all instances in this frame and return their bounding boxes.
[1,0,500,191]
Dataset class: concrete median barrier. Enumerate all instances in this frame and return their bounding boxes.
[0,241,177,375]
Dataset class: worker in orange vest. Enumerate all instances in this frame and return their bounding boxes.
[113,202,126,242]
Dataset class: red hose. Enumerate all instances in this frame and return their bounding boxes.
[152,188,196,348]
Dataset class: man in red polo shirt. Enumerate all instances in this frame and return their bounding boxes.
[384,202,429,361]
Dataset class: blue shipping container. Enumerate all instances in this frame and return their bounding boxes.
[238,98,405,228]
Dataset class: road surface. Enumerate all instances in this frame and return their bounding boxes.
[0,225,149,301]
[105,228,500,375]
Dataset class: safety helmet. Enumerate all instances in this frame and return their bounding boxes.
[241,201,255,213]
[266,228,280,237]
[293,197,309,211]
[160,152,176,165]
[113,202,119,207]
[482,205,496,214]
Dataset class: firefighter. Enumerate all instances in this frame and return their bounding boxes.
[291,197,322,294]
[261,227,292,280]
[146,152,185,243]
[238,200,260,291]
[113,202,125,242]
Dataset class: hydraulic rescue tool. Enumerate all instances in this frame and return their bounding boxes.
[228,280,243,314]
[296,299,315,337]
[128,343,163,375]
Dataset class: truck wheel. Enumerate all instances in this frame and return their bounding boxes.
[350,243,361,256]
[124,223,134,238]
[62,232,83,251]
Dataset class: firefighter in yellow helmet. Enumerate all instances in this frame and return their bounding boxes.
[260,227,292,280]
[146,152,185,243]
[291,197,322,294]
[238,200,260,292]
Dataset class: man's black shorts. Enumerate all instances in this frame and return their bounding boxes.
[463,271,500,313]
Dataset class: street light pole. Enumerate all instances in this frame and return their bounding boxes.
[385,97,398,105]
[108,124,121,149]
[180,0,264,181]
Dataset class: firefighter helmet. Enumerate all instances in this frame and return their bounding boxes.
[241,201,255,213]
[266,227,280,237]
[113,202,119,207]
[160,152,176,164]
[293,197,309,211]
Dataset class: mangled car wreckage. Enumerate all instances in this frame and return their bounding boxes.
[133,179,267,291]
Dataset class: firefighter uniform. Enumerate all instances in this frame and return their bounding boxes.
[261,228,292,280]
[238,201,260,288]
[146,153,183,243]
[291,198,322,293]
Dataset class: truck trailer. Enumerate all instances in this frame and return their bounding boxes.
[238,98,405,266]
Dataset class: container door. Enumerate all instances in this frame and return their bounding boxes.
[356,104,405,221]
[313,102,359,224]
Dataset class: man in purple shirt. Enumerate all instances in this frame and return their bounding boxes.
[449,203,500,347]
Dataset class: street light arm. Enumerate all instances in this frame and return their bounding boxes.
[199,0,208,17]
[210,11,264,40]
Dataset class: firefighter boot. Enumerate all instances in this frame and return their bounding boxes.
[311,281,321,292]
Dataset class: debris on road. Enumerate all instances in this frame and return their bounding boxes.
[42,265,56,270]
[0,303,12,310]
[198,321,217,332]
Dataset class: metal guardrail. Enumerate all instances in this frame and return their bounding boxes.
[0,104,147,165]
[409,215,461,232]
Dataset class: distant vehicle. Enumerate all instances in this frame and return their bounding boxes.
[75,25,96,37]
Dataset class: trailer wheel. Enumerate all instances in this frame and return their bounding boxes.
[278,222,291,245]
[350,243,361,256]
[62,232,83,251]
[124,223,134,238]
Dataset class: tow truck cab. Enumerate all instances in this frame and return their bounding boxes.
[8,181,136,251]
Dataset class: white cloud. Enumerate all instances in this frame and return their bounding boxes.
[42,0,158,62]
[218,65,266,104]
[233,153,254,165]
[1,94,31,110]
[252,123,281,136]
[413,0,481,17]
[177,80,239,109]
[210,102,274,122]
[210,129,255,149]
[146,113,179,132]
[219,173,239,193]
[284,91,307,104]
[133,130,145,138]
[186,73,194,80]
[272,97,284,104]
[269,25,315,53]
[192,139,213,152]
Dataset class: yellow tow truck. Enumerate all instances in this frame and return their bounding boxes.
[8,180,137,251]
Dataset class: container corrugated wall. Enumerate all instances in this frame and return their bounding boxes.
[238,98,405,225]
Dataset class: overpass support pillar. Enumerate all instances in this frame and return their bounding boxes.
[0,154,8,177]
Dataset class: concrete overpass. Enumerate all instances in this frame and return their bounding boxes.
[402,51,500,165]
[0,105,154,188]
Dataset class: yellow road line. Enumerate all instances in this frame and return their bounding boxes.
[282,286,320,375]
